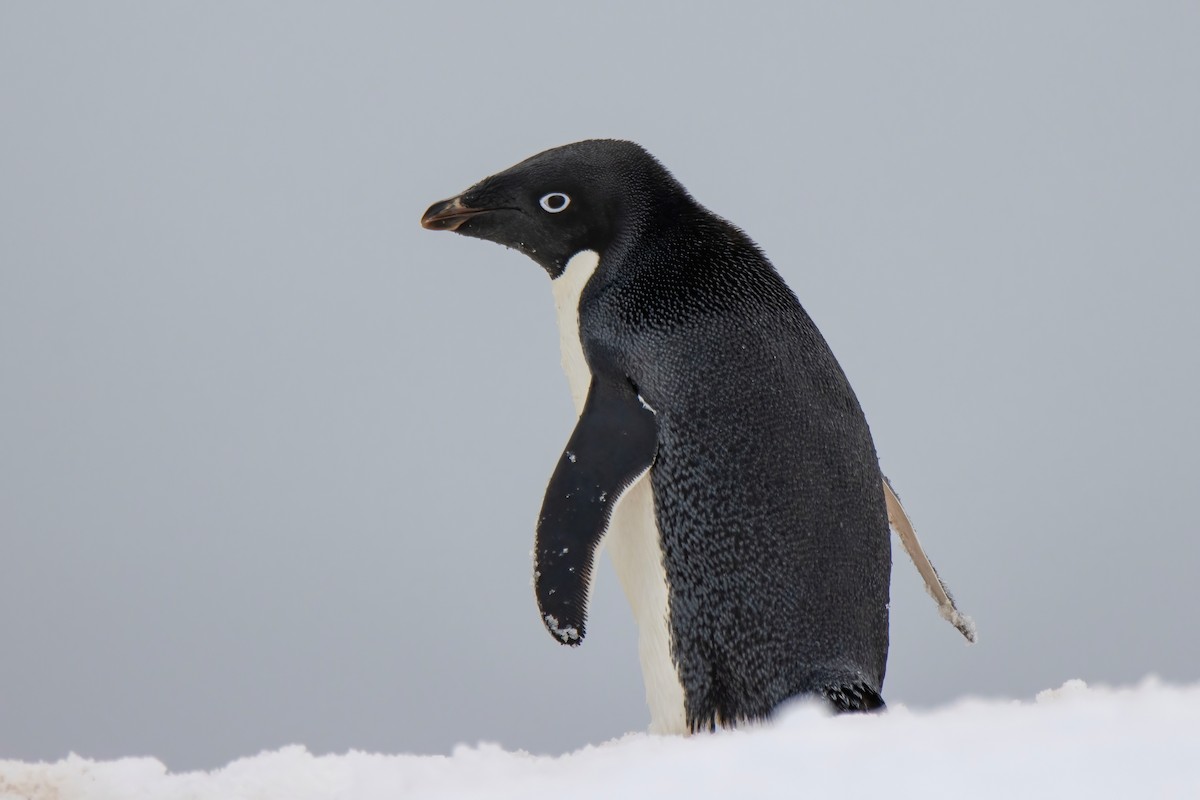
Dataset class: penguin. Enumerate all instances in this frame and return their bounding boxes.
[421,140,966,733]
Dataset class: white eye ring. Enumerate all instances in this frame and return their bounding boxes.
[539,192,570,213]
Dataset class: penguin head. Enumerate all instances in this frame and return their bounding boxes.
[421,139,688,277]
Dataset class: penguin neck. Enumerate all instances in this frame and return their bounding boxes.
[551,249,601,416]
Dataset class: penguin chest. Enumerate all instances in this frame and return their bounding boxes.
[550,251,598,417]
[550,250,687,735]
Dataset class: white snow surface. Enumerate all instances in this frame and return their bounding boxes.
[3,678,1197,800]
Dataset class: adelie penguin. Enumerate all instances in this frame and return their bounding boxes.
[421,140,974,733]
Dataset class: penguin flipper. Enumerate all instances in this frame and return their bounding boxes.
[535,376,657,646]
[883,476,977,643]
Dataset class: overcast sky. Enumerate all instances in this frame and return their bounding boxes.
[2,2,1198,771]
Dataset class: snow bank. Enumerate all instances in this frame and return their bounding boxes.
[3,679,1197,800]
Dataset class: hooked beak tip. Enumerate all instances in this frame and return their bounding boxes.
[421,197,485,232]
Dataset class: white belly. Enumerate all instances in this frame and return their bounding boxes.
[551,250,687,735]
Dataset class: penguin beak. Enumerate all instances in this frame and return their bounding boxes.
[420,196,490,232]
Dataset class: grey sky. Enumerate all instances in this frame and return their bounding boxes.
[2,2,1197,771]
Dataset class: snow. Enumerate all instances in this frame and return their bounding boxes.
[3,678,1197,800]
[542,613,580,643]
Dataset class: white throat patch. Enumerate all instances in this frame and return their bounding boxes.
[551,250,600,415]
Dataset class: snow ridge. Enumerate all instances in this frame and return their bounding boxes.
[2,679,1197,800]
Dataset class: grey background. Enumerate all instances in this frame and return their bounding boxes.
[2,2,1197,771]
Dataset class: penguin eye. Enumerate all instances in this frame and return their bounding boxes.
[539,192,571,213]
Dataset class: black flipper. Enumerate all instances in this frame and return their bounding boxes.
[535,376,658,645]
